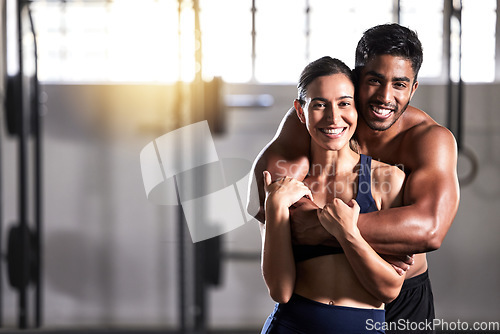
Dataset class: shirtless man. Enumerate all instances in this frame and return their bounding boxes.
[248,24,460,333]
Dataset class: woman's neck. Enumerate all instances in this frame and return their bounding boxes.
[308,141,359,179]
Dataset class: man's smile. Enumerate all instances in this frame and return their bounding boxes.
[370,104,395,119]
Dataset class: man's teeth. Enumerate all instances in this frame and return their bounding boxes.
[373,106,392,116]
[321,128,344,135]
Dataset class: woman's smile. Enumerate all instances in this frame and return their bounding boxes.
[318,126,347,138]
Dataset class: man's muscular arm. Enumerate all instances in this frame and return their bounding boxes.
[247,108,310,223]
[357,125,460,255]
[249,110,459,258]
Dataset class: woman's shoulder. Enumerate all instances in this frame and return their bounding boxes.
[369,157,405,209]
[369,158,405,180]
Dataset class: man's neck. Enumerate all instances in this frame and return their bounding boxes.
[356,115,403,153]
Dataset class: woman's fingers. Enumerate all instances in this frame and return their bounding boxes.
[265,175,314,207]
[263,171,272,189]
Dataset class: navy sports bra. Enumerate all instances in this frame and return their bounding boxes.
[292,154,379,262]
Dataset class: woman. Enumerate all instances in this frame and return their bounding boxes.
[260,56,406,333]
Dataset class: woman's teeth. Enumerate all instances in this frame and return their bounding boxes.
[320,128,344,135]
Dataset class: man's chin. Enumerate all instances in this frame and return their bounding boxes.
[365,118,394,131]
[361,101,409,131]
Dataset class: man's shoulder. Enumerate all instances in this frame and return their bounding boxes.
[402,105,437,129]
[401,106,455,143]
[399,107,457,169]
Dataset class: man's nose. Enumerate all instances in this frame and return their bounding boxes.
[377,84,393,104]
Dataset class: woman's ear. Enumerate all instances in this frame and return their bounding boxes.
[294,99,306,124]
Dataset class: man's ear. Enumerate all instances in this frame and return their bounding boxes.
[410,80,419,100]
[294,99,306,124]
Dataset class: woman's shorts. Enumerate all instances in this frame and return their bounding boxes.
[261,294,386,334]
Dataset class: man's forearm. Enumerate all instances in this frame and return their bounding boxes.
[357,205,444,255]
[288,196,448,255]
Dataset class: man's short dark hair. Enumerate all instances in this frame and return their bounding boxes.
[355,23,423,81]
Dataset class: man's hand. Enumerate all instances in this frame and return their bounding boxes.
[380,254,414,275]
[289,197,340,247]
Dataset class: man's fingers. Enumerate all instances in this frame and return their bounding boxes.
[391,264,405,276]
[405,254,415,265]
[316,208,326,222]
[382,254,413,274]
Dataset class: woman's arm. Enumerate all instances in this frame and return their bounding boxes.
[317,166,407,303]
[318,199,405,303]
[247,108,310,223]
[261,172,312,303]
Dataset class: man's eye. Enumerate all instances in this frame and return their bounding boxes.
[313,103,325,108]
[339,102,351,107]
[368,78,380,84]
[394,83,407,89]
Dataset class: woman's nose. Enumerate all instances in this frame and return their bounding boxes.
[325,106,340,123]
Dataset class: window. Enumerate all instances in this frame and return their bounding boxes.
[309,0,394,70]
[399,0,444,80]
[461,0,497,82]
[30,0,498,84]
[200,0,252,83]
[32,0,181,82]
[254,0,307,83]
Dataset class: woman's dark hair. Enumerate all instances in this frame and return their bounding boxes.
[355,23,423,81]
[297,56,354,105]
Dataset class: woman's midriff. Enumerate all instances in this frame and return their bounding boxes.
[293,254,384,309]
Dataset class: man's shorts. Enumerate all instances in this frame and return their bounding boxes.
[385,270,435,334]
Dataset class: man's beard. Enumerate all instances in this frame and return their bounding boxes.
[363,99,411,132]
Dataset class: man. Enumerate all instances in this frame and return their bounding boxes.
[248,24,460,333]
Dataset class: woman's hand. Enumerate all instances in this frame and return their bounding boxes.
[317,198,360,238]
[318,198,406,302]
[289,197,340,246]
[263,171,313,211]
